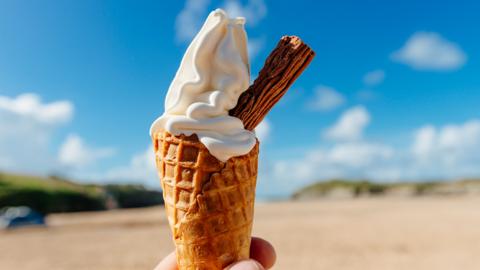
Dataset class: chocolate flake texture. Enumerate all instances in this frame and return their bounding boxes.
[229,36,315,130]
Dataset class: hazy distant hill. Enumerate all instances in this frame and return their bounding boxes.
[0,172,163,214]
[293,179,480,200]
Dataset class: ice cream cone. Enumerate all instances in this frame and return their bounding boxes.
[153,131,259,270]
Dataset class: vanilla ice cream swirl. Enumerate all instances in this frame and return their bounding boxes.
[150,9,256,162]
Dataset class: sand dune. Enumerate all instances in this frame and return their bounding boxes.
[1,197,480,270]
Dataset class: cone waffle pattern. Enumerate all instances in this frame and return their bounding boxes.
[153,132,259,270]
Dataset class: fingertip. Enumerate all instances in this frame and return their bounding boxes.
[250,237,276,269]
[225,259,265,270]
[154,251,178,270]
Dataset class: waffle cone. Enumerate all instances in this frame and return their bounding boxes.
[153,131,259,270]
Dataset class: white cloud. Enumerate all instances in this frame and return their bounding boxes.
[223,0,267,26]
[0,93,73,124]
[363,69,385,86]
[266,141,395,195]
[264,118,480,196]
[175,0,211,42]
[58,134,115,169]
[0,93,74,174]
[307,85,345,111]
[260,106,389,195]
[101,145,159,187]
[412,120,480,170]
[259,105,389,194]
[324,106,370,141]
[255,118,271,141]
[391,32,467,71]
[412,125,436,162]
[327,142,394,168]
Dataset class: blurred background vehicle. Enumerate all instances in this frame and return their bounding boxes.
[0,206,45,229]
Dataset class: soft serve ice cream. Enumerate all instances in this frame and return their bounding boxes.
[150,9,256,162]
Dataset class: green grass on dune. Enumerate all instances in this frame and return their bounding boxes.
[292,178,480,199]
[0,172,163,214]
[292,179,388,198]
[0,173,100,194]
[0,173,105,214]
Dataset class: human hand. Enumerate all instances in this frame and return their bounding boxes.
[154,237,276,270]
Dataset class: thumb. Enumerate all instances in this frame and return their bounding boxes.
[225,259,265,270]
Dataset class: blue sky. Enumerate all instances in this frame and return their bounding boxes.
[1,0,480,197]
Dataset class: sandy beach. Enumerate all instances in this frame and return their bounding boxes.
[1,197,480,270]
